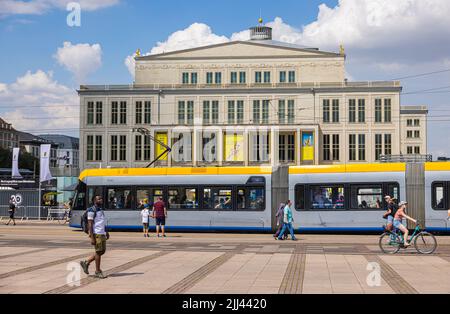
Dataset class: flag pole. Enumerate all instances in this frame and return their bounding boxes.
[38,180,41,220]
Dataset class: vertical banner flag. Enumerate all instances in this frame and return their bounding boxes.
[40,144,54,182]
[155,132,169,161]
[301,132,314,161]
[224,133,244,162]
[12,148,22,179]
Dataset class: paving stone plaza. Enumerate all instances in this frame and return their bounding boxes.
[0,223,449,294]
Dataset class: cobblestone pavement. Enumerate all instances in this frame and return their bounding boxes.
[0,224,449,294]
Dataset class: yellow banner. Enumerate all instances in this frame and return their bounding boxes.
[224,134,244,162]
[155,132,168,161]
[302,133,314,161]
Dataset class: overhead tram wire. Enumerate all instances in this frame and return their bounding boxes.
[390,68,450,81]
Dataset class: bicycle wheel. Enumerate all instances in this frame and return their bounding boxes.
[379,232,401,254]
[414,232,437,254]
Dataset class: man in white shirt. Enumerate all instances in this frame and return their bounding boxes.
[80,195,109,279]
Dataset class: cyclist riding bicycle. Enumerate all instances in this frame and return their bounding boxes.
[394,201,417,247]
[382,195,397,231]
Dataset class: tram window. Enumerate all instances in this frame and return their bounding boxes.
[136,188,164,209]
[203,188,233,210]
[72,184,87,211]
[168,188,198,209]
[387,183,400,201]
[350,185,382,209]
[87,187,103,207]
[432,183,445,210]
[237,189,246,209]
[295,185,305,210]
[310,186,345,210]
[106,188,132,210]
[248,188,264,210]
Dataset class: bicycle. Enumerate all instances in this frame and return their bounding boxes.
[56,209,70,224]
[379,222,437,255]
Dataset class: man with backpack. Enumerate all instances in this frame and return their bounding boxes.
[6,200,16,226]
[80,195,109,279]
[383,196,397,231]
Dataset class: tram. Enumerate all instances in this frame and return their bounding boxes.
[69,163,450,233]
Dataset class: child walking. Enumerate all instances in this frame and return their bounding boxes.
[141,203,150,237]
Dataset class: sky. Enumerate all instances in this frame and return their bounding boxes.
[0,0,449,158]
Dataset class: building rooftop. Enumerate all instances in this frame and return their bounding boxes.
[38,134,79,150]
[16,131,56,146]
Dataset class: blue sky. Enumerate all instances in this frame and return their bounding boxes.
[0,0,449,157]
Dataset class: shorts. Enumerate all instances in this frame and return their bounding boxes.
[9,213,14,219]
[387,216,394,225]
[142,222,149,228]
[393,219,404,230]
[94,234,107,256]
[155,217,165,226]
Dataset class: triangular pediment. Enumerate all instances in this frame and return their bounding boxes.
[137,41,341,60]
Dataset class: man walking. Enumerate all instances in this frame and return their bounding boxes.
[6,200,16,226]
[80,195,109,279]
[277,200,298,241]
[152,197,167,238]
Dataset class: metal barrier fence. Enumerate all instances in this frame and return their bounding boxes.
[0,205,68,221]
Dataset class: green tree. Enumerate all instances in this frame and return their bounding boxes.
[0,147,39,173]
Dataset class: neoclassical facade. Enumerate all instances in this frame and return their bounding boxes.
[78,24,427,170]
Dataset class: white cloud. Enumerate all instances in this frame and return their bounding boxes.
[0,0,120,17]
[54,42,102,84]
[0,70,78,134]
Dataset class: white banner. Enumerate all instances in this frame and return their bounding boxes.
[12,147,22,179]
[40,144,53,183]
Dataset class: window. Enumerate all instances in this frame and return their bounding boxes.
[237,187,265,211]
[278,100,295,124]
[206,72,213,84]
[295,185,305,210]
[349,134,357,161]
[203,101,210,124]
[135,101,142,124]
[250,133,270,163]
[415,130,420,138]
[111,102,118,124]
[119,101,127,124]
[203,188,233,210]
[384,99,392,123]
[407,146,413,155]
[358,134,366,161]
[87,135,94,161]
[375,99,382,123]
[182,72,189,84]
[358,99,365,123]
[191,73,198,84]
[232,100,242,124]
[202,132,217,162]
[253,100,260,124]
[239,72,246,84]
[350,185,383,209]
[375,134,383,160]
[171,132,192,163]
[87,102,94,124]
[231,72,238,84]
[278,134,295,163]
[287,100,295,124]
[323,134,331,161]
[280,71,286,83]
[111,135,118,161]
[135,135,151,161]
[95,135,102,161]
[349,99,356,123]
[87,187,103,208]
[310,186,345,210]
[415,146,420,154]
[264,71,271,83]
[203,101,218,125]
[211,101,219,124]
[289,71,296,83]
[262,100,269,124]
[106,188,132,210]
[215,72,222,84]
[178,101,194,125]
[414,119,420,126]
[407,130,413,138]
[228,101,235,124]
[332,99,340,123]
[119,135,126,161]
[384,134,392,156]
[144,101,151,124]
[255,71,262,83]
[432,183,445,210]
[323,100,330,123]
[332,134,340,161]
[168,188,198,209]
[407,119,413,127]
[136,188,163,209]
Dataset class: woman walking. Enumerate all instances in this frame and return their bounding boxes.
[273,203,286,239]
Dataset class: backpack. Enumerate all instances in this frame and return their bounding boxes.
[81,206,97,234]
